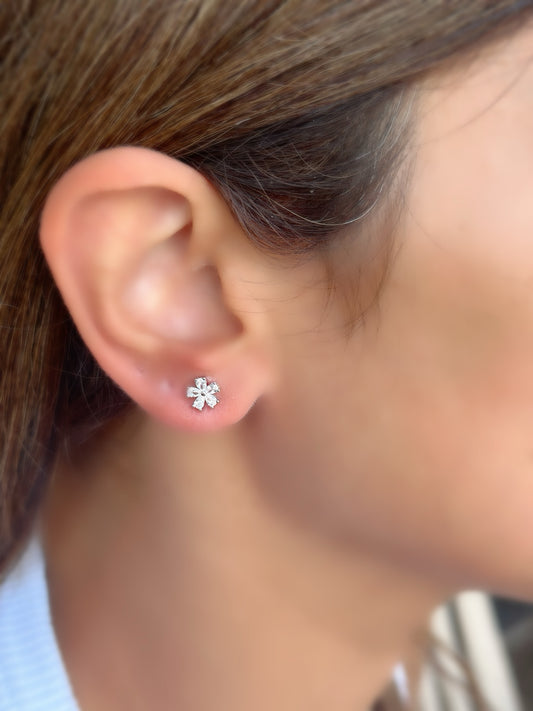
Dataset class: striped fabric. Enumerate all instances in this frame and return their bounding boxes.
[0,534,80,711]
[416,592,525,711]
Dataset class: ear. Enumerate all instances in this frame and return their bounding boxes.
[39,146,276,432]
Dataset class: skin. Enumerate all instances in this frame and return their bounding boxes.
[39,21,533,711]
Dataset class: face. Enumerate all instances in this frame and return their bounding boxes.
[254,22,533,600]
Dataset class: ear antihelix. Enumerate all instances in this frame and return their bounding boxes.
[118,234,243,350]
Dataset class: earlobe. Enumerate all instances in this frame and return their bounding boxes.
[39,146,274,432]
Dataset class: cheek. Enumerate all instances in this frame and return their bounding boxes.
[350,219,533,596]
[265,287,533,598]
[299,40,533,595]
[387,228,533,407]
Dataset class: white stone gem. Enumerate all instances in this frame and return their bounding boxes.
[186,377,220,411]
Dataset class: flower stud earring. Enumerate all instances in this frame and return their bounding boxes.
[187,377,220,411]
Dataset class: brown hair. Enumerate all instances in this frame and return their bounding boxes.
[1,2,532,708]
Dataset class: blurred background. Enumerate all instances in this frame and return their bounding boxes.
[494,596,533,708]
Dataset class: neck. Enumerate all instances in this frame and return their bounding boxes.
[41,409,445,711]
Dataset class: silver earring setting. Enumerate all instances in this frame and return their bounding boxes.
[187,377,220,411]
